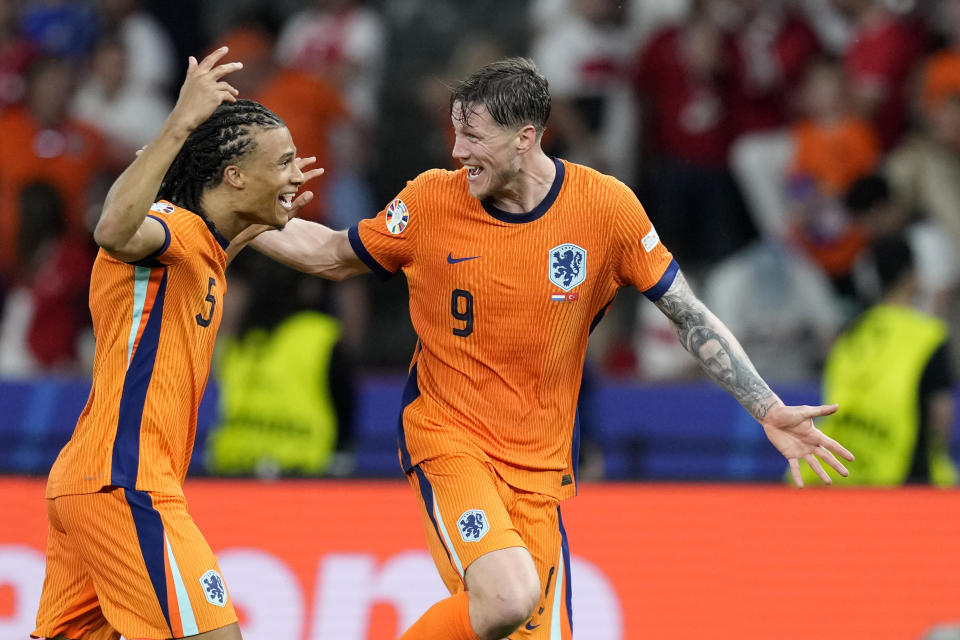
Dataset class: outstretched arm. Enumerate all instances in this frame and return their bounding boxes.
[244,215,369,281]
[94,47,242,262]
[653,270,854,486]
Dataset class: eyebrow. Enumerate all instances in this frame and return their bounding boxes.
[278,150,295,163]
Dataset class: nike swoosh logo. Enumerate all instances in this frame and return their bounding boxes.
[447,252,481,264]
[525,622,541,630]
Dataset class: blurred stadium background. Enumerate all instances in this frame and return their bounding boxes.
[2,0,960,638]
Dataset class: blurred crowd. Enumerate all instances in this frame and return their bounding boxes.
[2,0,960,395]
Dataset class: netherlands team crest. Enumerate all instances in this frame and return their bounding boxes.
[549,243,587,291]
[457,509,490,542]
[200,569,227,607]
[385,198,409,234]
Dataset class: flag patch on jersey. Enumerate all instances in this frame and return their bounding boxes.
[385,199,409,234]
[642,226,660,253]
[549,243,587,291]
[550,292,579,302]
[150,202,175,215]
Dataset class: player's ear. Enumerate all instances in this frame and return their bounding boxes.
[516,124,537,154]
[223,164,245,189]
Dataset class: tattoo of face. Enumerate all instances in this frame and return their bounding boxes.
[654,272,775,420]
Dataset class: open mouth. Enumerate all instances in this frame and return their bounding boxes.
[278,192,296,210]
[466,165,483,180]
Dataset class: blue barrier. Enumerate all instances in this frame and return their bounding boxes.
[2,377,957,481]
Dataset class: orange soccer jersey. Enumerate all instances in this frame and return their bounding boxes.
[790,117,880,195]
[350,158,675,499]
[46,201,229,499]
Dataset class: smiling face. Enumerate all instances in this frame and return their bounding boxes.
[232,126,304,229]
[450,101,524,202]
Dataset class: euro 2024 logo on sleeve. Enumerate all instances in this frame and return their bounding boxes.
[385,199,409,234]
[457,509,489,542]
[200,569,228,607]
[550,243,586,291]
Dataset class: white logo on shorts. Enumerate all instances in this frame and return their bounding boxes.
[200,569,228,607]
[457,509,489,542]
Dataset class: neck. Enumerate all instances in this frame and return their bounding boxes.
[199,192,248,242]
[883,280,916,307]
[490,150,556,213]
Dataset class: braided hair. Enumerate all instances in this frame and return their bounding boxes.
[158,99,285,216]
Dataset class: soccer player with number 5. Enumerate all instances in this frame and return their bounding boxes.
[246,57,855,640]
[32,46,322,640]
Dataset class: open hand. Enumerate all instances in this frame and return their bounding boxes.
[761,403,855,487]
[169,46,242,133]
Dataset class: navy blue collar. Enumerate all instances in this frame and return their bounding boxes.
[481,157,564,224]
[204,218,230,250]
[160,199,230,249]
[194,209,230,249]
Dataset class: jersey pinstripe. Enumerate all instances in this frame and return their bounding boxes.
[350,159,676,499]
[46,202,229,498]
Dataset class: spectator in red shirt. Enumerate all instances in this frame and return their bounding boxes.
[728,0,825,242]
[632,1,754,273]
[834,0,926,149]
[728,0,823,136]
[0,181,93,375]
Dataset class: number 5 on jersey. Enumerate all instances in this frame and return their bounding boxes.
[196,277,216,327]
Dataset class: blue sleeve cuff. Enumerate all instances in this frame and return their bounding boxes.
[642,259,679,301]
[129,214,171,268]
[348,225,394,280]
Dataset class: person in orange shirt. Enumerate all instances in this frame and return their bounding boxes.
[0,56,108,281]
[790,58,880,196]
[32,47,321,640]
[245,58,855,640]
[788,57,880,284]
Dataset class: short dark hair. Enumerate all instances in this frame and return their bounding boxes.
[871,234,914,294]
[843,173,891,216]
[450,57,551,136]
[157,98,285,215]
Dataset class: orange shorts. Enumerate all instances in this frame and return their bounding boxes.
[407,454,573,639]
[33,487,237,639]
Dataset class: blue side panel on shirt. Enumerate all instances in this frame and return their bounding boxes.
[111,268,168,488]
[590,296,617,335]
[558,506,573,632]
[397,360,421,472]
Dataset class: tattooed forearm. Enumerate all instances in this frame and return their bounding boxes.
[653,271,779,420]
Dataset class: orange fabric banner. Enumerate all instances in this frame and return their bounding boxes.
[2,478,959,639]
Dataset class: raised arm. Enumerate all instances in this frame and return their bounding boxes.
[93,47,241,262]
[653,270,854,486]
